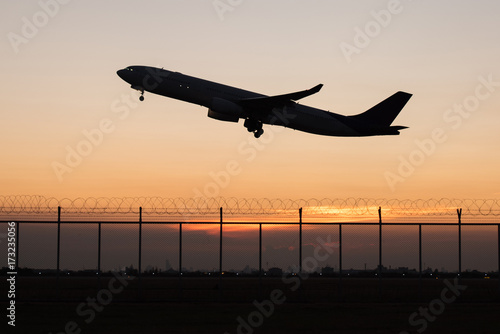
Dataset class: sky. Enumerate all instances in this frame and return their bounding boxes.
[1,0,500,200]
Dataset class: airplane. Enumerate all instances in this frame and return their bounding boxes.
[116,66,412,138]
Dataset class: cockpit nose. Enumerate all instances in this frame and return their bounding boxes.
[116,69,127,80]
[117,67,139,84]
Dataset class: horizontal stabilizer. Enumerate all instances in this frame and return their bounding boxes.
[239,84,323,109]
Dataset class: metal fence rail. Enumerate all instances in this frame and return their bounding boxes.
[1,205,500,302]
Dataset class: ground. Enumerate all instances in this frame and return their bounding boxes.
[2,277,499,333]
[12,302,500,333]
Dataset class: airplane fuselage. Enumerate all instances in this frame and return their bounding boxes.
[117,66,411,138]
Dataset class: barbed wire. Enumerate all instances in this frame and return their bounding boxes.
[1,196,500,217]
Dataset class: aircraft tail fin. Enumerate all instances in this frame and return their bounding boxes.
[349,91,412,127]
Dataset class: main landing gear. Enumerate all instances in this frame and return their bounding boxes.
[254,128,264,138]
[244,118,264,138]
[139,90,145,101]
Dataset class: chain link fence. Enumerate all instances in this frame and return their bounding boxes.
[1,197,499,302]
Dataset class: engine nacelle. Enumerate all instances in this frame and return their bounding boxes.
[207,98,244,123]
[208,109,239,122]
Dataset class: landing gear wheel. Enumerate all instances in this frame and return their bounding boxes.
[139,95,144,102]
[244,118,263,137]
[244,118,258,132]
[254,129,264,138]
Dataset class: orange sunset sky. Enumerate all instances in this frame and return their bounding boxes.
[2,0,500,201]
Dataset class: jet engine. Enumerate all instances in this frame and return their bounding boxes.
[208,109,239,122]
[207,98,244,122]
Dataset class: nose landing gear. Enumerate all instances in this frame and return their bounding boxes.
[131,85,145,101]
[244,118,264,138]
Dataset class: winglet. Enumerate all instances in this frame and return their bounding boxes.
[308,84,323,95]
[286,83,323,101]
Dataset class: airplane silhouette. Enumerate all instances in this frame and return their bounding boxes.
[117,66,412,138]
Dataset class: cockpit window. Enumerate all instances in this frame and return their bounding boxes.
[126,67,134,71]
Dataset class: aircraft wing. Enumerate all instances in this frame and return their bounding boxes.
[238,84,323,109]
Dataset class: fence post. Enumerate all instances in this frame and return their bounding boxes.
[179,221,183,302]
[98,221,101,290]
[57,206,61,300]
[15,221,20,272]
[299,208,302,274]
[138,207,142,300]
[419,223,422,301]
[457,208,462,283]
[259,222,262,301]
[338,223,342,301]
[219,207,223,301]
[378,206,382,299]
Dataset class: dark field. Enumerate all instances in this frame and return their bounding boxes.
[11,302,500,333]
[7,276,500,302]
[3,277,500,333]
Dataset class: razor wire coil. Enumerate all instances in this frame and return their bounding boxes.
[1,196,499,217]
